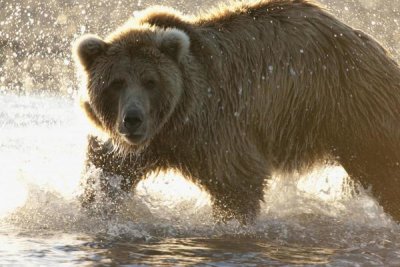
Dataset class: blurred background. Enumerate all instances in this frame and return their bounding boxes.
[0,0,399,95]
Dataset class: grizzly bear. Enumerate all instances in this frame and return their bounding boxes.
[74,0,400,223]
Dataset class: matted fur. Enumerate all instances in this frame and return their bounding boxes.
[76,0,400,223]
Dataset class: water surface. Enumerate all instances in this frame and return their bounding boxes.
[1,92,400,266]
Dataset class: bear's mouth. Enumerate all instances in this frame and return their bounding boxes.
[121,133,146,145]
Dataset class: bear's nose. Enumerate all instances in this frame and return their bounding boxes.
[123,110,143,133]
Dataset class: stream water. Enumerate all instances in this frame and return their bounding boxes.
[1,92,400,266]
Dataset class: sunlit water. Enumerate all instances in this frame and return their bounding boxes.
[1,92,400,266]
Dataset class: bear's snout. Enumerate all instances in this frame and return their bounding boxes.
[123,109,143,132]
[119,109,146,143]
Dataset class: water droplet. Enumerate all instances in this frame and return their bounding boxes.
[268,65,274,73]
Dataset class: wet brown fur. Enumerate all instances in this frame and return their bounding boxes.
[76,0,400,223]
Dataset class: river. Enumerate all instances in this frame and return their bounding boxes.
[1,92,400,266]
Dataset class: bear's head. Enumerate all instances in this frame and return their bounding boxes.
[74,27,190,151]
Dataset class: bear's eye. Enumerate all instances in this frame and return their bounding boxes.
[142,77,157,90]
[108,79,125,91]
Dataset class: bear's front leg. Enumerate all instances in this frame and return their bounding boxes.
[200,157,268,224]
[193,144,270,224]
[207,181,265,224]
[80,135,142,211]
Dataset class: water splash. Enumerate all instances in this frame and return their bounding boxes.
[2,92,400,265]
[0,92,396,233]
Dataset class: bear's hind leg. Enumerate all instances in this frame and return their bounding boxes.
[338,139,400,221]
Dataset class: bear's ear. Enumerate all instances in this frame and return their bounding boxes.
[73,35,107,70]
[81,100,104,129]
[156,28,190,62]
